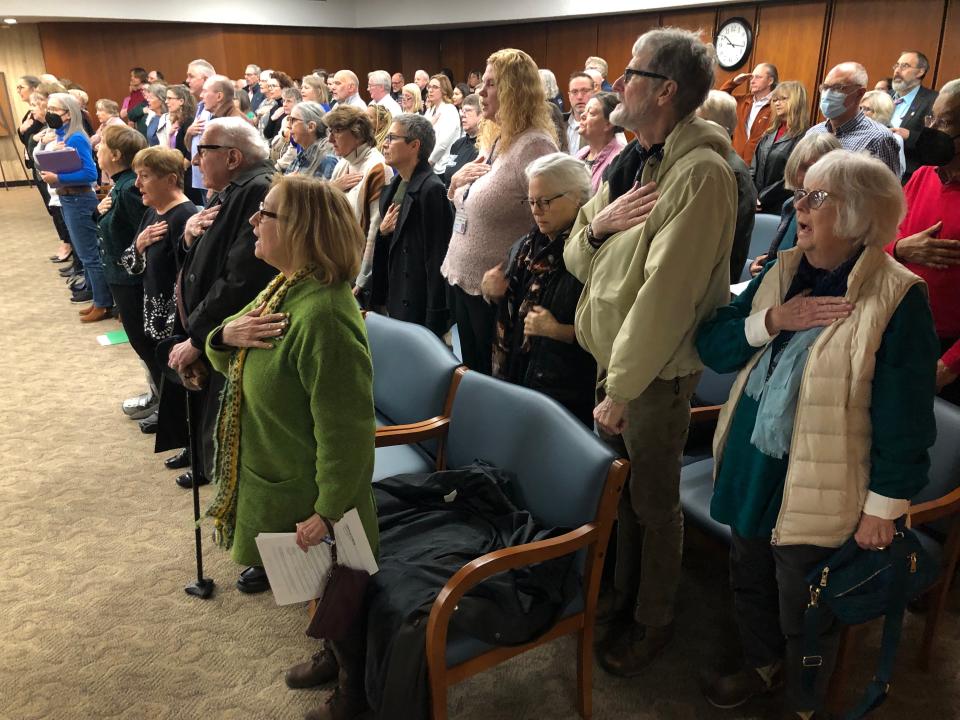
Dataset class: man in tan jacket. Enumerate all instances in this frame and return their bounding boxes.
[564,27,737,674]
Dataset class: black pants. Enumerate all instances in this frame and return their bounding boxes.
[730,532,839,713]
[448,283,495,375]
[110,283,162,391]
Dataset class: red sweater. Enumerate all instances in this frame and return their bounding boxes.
[887,165,960,372]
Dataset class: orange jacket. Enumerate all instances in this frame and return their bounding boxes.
[720,77,772,166]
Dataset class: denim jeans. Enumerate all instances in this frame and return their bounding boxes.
[60,192,113,308]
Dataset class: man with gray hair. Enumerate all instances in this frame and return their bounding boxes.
[564,27,737,674]
[807,61,903,177]
[331,69,367,109]
[585,55,614,91]
[390,72,405,103]
[184,59,216,203]
[242,63,265,112]
[372,113,453,335]
[414,69,430,103]
[165,117,276,532]
[200,75,244,119]
[367,70,402,116]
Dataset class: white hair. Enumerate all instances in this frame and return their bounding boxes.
[48,92,87,139]
[368,70,391,90]
[940,79,960,98]
[525,152,592,205]
[205,117,269,165]
[804,149,904,248]
[245,64,261,74]
[585,56,608,78]
[335,70,359,89]
[259,70,273,82]
[539,69,559,100]
[832,62,868,88]
[584,68,603,85]
[698,90,738,136]
[188,59,216,79]
[861,90,894,126]
[414,70,429,82]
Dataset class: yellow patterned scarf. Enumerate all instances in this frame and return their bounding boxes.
[205,265,316,549]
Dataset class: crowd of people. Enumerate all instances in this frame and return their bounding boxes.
[12,24,960,720]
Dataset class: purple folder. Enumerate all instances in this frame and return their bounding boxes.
[35,147,82,174]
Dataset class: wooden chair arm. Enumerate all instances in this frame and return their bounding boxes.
[690,405,721,424]
[425,524,597,671]
[909,486,960,526]
[375,417,450,447]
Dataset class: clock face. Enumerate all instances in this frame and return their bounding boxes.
[716,19,752,70]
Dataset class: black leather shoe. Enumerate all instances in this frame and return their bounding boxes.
[175,471,210,489]
[164,448,191,469]
[237,566,270,594]
[138,411,158,434]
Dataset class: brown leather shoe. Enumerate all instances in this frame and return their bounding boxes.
[78,304,95,316]
[598,621,673,677]
[702,662,783,709]
[304,687,368,720]
[285,648,339,689]
[80,306,111,323]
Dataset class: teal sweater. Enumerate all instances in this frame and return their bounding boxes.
[696,263,938,538]
[207,277,378,567]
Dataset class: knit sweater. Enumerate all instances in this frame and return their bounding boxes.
[441,130,557,296]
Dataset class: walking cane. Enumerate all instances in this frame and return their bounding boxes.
[184,385,215,599]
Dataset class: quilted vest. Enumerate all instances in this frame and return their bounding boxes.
[712,245,923,547]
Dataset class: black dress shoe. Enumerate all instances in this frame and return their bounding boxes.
[138,411,159,434]
[164,448,191,469]
[175,471,210,489]
[237,566,270,594]
[59,266,75,277]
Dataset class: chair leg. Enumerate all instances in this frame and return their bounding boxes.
[430,675,449,720]
[917,582,947,671]
[577,624,593,720]
[826,624,857,713]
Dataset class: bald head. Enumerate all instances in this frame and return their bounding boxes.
[826,62,868,89]
[332,70,359,102]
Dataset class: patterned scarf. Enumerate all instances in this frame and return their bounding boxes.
[204,265,316,549]
[491,229,568,381]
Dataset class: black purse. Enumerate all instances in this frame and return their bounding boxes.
[305,518,370,642]
[801,525,938,718]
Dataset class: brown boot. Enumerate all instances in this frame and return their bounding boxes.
[78,304,95,316]
[80,306,112,323]
[598,621,673,677]
[285,647,339,689]
[304,687,368,720]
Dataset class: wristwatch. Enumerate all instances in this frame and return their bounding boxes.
[586,222,607,247]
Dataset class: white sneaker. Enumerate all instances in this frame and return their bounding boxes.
[122,392,158,419]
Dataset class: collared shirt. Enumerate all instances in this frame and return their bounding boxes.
[565,113,581,157]
[372,93,402,117]
[190,102,212,191]
[342,93,368,110]
[746,94,772,137]
[807,111,903,177]
[891,84,921,128]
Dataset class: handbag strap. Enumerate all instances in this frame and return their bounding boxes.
[800,534,913,720]
[322,517,338,565]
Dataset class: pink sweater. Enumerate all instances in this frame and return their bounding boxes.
[441,130,557,295]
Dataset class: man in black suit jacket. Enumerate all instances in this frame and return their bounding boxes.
[891,50,939,182]
[243,63,266,112]
[372,113,454,336]
[166,117,276,487]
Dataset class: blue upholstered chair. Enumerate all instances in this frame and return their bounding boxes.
[749,213,781,260]
[365,313,462,481]
[382,369,628,720]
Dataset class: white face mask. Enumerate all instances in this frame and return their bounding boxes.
[819,89,850,120]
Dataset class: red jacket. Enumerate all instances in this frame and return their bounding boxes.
[887,165,960,372]
[720,78,772,166]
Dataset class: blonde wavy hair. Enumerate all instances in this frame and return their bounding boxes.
[479,48,557,155]
[368,104,393,152]
[272,175,363,285]
[764,80,809,139]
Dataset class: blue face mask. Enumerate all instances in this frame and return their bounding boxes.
[819,89,850,120]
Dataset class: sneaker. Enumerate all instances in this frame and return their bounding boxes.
[122,392,158,419]
[70,290,93,304]
[703,662,784,709]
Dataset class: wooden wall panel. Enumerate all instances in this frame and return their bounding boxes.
[596,12,660,83]
[754,1,829,115]
[824,0,946,90]
[0,24,48,182]
[714,4,759,89]
[543,18,599,97]
[439,22,548,86]
[659,8,718,40]
[935,0,960,88]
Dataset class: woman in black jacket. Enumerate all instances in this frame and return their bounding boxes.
[751,81,808,214]
[482,152,596,426]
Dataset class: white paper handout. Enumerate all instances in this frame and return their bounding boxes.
[255,508,378,606]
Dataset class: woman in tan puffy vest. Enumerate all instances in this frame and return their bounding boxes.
[696,150,939,720]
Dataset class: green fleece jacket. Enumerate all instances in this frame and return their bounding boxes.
[206,277,378,567]
[564,116,737,403]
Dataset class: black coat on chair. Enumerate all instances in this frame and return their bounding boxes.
[371,159,455,337]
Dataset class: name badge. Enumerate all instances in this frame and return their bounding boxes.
[453,208,468,235]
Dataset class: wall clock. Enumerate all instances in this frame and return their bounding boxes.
[715,17,753,71]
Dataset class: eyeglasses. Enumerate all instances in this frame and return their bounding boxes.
[267,83,280,89]
[892,63,917,72]
[384,133,411,144]
[16,85,25,91]
[623,67,669,83]
[196,144,234,157]
[523,193,566,210]
[793,188,833,210]
[924,114,957,131]
[427,83,442,90]
[256,202,280,221]
[771,96,788,103]
[819,83,858,94]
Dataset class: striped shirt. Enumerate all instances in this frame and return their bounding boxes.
[806,111,903,178]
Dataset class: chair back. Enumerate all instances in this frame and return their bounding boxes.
[912,398,960,511]
[445,371,617,529]
[749,213,781,259]
[695,367,737,407]
[366,313,460,426]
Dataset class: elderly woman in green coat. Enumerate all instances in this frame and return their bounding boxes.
[205,175,377,720]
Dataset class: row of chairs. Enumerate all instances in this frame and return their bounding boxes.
[363,312,630,720]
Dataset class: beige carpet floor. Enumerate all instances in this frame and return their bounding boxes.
[1,186,958,720]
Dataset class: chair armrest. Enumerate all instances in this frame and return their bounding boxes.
[375,417,450,447]
[425,524,597,670]
[690,405,721,424]
[910,486,960,526]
